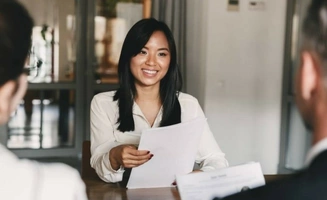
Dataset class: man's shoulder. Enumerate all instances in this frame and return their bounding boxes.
[0,149,86,200]
[309,148,327,168]
[218,180,288,200]
[37,162,87,200]
[0,143,17,162]
[220,169,327,200]
[40,162,83,183]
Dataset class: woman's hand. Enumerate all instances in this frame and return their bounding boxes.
[172,170,203,186]
[191,169,203,173]
[109,144,153,170]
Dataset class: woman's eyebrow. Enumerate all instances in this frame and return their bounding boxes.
[158,47,170,52]
[142,46,170,52]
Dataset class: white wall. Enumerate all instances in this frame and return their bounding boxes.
[186,0,208,107]
[186,0,287,174]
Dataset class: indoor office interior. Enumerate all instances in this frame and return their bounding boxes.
[0,0,309,176]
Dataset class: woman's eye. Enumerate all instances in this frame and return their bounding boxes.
[158,52,167,57]
[139,50,147,55]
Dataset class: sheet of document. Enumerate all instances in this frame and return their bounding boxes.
[126,117,206,189]
[176,162,265,200]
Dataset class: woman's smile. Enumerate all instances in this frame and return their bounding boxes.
[142,69,159,76]
[130,30,170,88]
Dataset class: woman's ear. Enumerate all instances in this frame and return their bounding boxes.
[0,75,27,125]
[0,80,17,124]
[10,74,27,113]
[299,51,318,101]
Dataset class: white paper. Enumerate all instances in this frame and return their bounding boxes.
[176,162,265,200]
[126,117,206,189]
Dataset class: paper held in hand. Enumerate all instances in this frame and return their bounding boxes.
[176,162,265,200]
[126,117,207,189]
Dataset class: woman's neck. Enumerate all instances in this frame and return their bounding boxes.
[135,84,160,103]
[134,84,162,126]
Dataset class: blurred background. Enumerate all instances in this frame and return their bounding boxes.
[0,0,310,175]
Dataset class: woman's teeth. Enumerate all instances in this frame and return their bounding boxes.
[143,69,157,74]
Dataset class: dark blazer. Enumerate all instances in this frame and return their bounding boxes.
[214,150,327,200]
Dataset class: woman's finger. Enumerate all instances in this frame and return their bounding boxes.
[123,146,149,156]
[122,157,152,167]
[123,153,153,161]
[122,145,150,156]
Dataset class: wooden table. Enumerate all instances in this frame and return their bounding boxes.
[84,174,291,200]
[84,178,180,200]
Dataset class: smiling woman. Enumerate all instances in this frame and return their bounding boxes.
[89,18,229,184]
[130,31,170,89]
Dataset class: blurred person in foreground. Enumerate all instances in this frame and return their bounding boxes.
[0,1,87,199]
[214,0,327,199]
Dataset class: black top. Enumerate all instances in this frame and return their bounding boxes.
[214,150,327,200]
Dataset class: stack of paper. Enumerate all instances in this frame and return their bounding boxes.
[126,118,207,189]
[176,162,265,200]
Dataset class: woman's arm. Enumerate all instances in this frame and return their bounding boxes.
[194,102,229,171]
[179,93,229,171]
[195,121,229,171]
[90,93,152,183]
[90,94,124,183]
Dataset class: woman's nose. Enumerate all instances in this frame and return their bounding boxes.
[145,54,156,66]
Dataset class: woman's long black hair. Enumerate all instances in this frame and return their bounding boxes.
[114,18,182,132]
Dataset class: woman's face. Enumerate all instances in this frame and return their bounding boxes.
[130,31,170,89]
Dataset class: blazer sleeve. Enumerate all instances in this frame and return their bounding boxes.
[90,95,124,183]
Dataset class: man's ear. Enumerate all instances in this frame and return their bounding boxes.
[0,80,17,124]
[300,51,319,101]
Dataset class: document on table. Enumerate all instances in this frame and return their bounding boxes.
[126,117,206,189]
[176,162,265,200]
